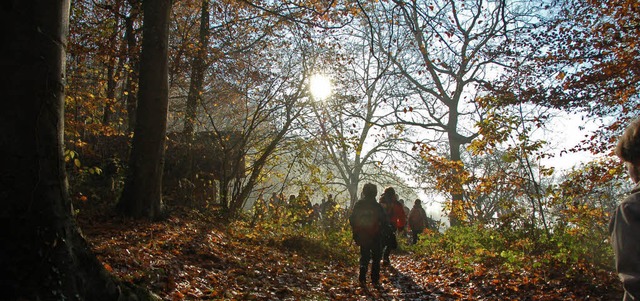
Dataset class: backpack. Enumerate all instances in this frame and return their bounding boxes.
[409,207,425,230]
[390,200,407,230]
[350,201,382,245]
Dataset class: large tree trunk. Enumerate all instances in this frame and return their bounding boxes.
[447,109,470,227]
[117,0,171,220]
[448,137,464,227]
[0,1,157,299]
[347,179,359,210]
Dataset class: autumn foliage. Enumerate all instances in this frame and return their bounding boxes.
[56,0,639,299]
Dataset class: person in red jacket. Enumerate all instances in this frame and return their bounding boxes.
[379,187,406,265]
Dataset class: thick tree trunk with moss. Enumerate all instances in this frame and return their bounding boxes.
[0,1,158,299]
[118,0,172,220]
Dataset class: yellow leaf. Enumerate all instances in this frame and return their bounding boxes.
[74,158,81,168]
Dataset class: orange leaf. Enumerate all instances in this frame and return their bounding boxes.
[103,263,113,272]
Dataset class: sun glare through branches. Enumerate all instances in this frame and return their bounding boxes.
[309,74,332,101]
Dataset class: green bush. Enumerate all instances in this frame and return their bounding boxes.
[411,223,613,274]
[234,210,357,264]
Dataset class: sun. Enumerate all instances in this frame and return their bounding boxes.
[309,74,332,100]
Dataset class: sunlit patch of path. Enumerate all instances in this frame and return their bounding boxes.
[346,254,451,301]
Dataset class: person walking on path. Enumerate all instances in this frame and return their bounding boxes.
[611,117,640,300]
[379,187,406,265]
[349,183,387,287]
[408,199,428,244]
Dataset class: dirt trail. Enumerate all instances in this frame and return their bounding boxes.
[80,209,619,300]
[351,254,453,301]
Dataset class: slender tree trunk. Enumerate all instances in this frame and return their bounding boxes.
[231,109,298,216]
[117,0,172,220]
[0,1,157,299]
[104,62,116,125]
[220,178,230,210]
[183,0,209,179]
[124,4,141,133]
[103,2,122,126]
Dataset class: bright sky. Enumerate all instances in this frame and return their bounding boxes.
[539,111,602,171]
[309,74,332,100]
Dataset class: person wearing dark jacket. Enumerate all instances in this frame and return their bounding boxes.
[349,183,387,287]
[611,117,640,300]
[408,199,428,244]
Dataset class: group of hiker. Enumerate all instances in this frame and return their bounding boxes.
[348,184,431,287]
[250,184,434,288]
[251,190,342,229]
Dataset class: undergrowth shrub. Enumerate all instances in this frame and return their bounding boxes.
[233,208,357,264]
[412,223,613,276]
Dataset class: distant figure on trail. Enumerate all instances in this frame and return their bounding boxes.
[287,194,299,225]
[269,192,282,217]
[400,199,411,238]
[310,203,321,224]
[251,194,267,224]
[322,194,338,230]
[349,183,386,287]
[288,194,297,208]
[611,117,640,300]
[401,199,410,224]
[379,187,406,265]
[408,199,428,244]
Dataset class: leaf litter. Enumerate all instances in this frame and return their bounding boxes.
[79,207,621,300]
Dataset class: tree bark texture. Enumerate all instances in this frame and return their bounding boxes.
[0,1,158,299]
[447,128,464,227]
[118,0,172,220]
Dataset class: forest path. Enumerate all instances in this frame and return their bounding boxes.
[79,207,619,300]
[351,252,466,301]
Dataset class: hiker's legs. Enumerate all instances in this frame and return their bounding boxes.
[359,245,371,283]
[371,241,382,284]
[382,232,394,264]
[382,244,390,264]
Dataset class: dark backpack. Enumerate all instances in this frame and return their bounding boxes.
[350,201,382,245]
